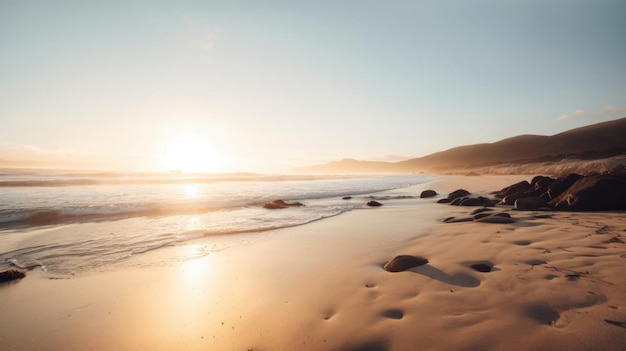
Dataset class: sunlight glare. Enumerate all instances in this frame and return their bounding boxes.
[161,135,221,173]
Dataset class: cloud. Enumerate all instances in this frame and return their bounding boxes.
[555,105,626,121]
[556,114,572,121]
[600,105,626,114]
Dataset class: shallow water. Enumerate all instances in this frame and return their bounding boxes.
[0,170,432,275]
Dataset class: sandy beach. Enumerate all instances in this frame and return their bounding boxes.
[1,175,625,351]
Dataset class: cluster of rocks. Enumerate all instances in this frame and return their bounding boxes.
[431,173,626,212]
[494,173,626,211]
[436,189,498,207]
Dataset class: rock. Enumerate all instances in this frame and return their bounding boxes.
[549,175,626,211]
[470,207,493,215]
[473,212,511,220]
[448,189,470,200]
[263,200,305,209]
[494,181,531,200]
[443,216,474,223]
[475,214,517,224]
[514,197,547,211]
[458,197,484,206]
[492,212,512,218]
[450,197,465,206]
[366,200,383,207]
[0,269,26,283]
[342,196,352,200]
[420,190,438,198]
[472,213,493,220]
[470,263,492,272]
[532,176,555,194]
[383,255,429,272]
[547,173,584,200]
[459,196,493,207]
[437,198,453,204]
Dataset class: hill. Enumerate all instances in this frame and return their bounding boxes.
[292,117,626,174]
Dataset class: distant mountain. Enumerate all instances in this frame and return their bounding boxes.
[292,117,626,174]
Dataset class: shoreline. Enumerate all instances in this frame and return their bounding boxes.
[1,175,625,350]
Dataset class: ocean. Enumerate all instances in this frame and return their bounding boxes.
[0,169,433,276]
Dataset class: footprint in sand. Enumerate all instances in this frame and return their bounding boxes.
[523,303,560,325]
[524,259,547,267]
[381,309,404,320]
[323,310,336,320]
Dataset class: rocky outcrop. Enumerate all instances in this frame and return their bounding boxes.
[263,200,305,209]
[547,174,583,200]
[549,174,626,211]
[437,189,471,204]
[366,200,383,207]
[514,197,548,211]
[452,196,496,207]
[493,173,626,211]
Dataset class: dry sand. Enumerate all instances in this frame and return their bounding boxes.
[1,175,625,351]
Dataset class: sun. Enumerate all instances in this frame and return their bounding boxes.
[160,135,222,173]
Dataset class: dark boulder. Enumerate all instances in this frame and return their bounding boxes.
[547,173,583,200]
[383,255,429,272]
[437,198,453,204]
[342,196,352,200]
[472,213,493,220]
[494,181,531,199]
[263,200,305,209]
[470,207,493,215]
[549,175,626,211]
[420,190,438,198]
[448,189,470,200]
[0,269,26,283]
[443,216,475,223]
[501,190,534,205]
[451,197,465,206]
[366,200,383,207]
[459,197,487,206]
[514,197,548,211]
[532,176,555,195]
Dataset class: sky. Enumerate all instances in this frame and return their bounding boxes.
[1,0,625,173]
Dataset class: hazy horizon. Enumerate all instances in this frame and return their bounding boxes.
[2,1,625,173]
